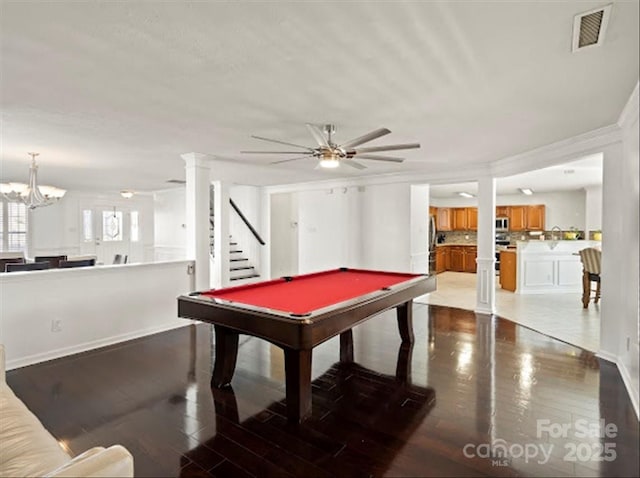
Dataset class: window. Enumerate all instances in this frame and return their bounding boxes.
[130,211,139,242]
[82,210,93,242]
[0,201,27,252]
[102,210,123,241]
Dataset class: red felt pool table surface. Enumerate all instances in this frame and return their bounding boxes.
[200,268,421,315]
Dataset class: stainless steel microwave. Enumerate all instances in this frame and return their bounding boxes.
[496,217,509,231]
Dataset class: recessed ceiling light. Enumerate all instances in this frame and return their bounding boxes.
[458,192,475,198]
[563,169,575,174]
[519,188,533,195]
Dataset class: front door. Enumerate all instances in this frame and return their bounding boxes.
[80,206,133,265]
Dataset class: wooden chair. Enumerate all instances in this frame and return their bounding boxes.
[578,248,601,308]
[59,258,96,268]
[5,261,50,273]
[0,257,25,273]
[34,255,68,268]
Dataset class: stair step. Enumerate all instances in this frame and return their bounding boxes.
[230,273,260,281]
[230,258,248,262]
[230,250,243,254]
[230,266,254,271]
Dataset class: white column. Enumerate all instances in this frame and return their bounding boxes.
[475,176,496,315]
[212,180,230,288]
[182,153,211,290]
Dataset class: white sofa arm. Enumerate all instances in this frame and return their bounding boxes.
[45,445,133,478]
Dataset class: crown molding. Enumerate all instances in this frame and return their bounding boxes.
[490,124,622,178]
[617,81,639,129]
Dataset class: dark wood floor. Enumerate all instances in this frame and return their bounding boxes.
[7,304,639,477]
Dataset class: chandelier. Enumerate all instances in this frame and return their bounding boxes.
[0,153,66,209]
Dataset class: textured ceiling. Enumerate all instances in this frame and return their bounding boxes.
[0,1,638,193]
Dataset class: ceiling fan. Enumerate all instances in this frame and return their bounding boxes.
[241,124,420,170]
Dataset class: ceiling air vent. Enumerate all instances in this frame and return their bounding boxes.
[166,179,186,184]
[572,4,612,52]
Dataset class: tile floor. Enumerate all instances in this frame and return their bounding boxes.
[418,271,600,352]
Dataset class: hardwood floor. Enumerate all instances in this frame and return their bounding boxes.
[6,304,639,477]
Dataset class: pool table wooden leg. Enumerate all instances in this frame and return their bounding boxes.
[284,348,312,423]
[212,325,239,388]
[397,300,415,344]
[340,330,354,363]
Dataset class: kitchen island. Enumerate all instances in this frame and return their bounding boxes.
[507,240,600,294]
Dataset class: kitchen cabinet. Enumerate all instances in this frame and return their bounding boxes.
[505,204,545,231]
[452,208,467,230]
[429,206,438,217]
[464,246,477,273]
[527,205,545,230]
[435,247,449,274]
[496,206,510,217]
[509,206,527,231]
[499,250,517,291]
[466,208,478,231]
[436,208,452,231]
[449,247,465,272]
[438,245,476,273]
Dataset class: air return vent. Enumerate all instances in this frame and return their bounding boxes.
[166,179,186,184]
[572,4,612,52]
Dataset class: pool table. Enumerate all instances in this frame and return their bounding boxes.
[177,267,436,422]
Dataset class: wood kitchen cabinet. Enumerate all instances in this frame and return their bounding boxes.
[449,247,465,272]
[436,208,452,231]
[435,247,449,273]
[526,205,545,230]
[452,208,467,230]
[509,206,527,231]
[464,247,477,272]
[438,245,476,273]
[499,250,517,291]
[496,206,510,217]
[429,206,438,217]
[466,208,478,231]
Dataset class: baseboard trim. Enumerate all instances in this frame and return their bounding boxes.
[6,321,188,371]
[617,359,640,421]
[596,350,617,363]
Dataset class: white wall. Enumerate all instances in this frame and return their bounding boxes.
[0,260,194,369]
[270,192,298,278]
[601,83,639,419]
[410,184,430,273]
[153,187,187,261]
[584,185,603,233]
[297,187,356,273]
[29,191,155,262]
[360,183,411,272]
[432,190,586,230]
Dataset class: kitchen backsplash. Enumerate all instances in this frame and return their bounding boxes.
[437,229,591,245]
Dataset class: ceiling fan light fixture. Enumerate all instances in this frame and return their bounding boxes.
[319,158,340,169]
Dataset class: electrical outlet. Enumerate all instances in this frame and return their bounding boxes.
[51,319,62,333]
[187,264,195,275]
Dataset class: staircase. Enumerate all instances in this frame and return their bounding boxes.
[229,236,260,281]
[209,204,260,282]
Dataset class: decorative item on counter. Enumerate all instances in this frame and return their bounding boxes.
[564,227,579,240]
[593,230,602,241]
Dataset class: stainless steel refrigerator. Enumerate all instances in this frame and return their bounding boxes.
[429,215,437,275]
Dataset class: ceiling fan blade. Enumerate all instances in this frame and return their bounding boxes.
[354,143,420,154]
[270,155,314,165]
[241,151,309,154]
[355,154,404,162]
[340,128,391,149]
[306,124,330,147]
[251,135,313,151]
[342,160,367,170]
